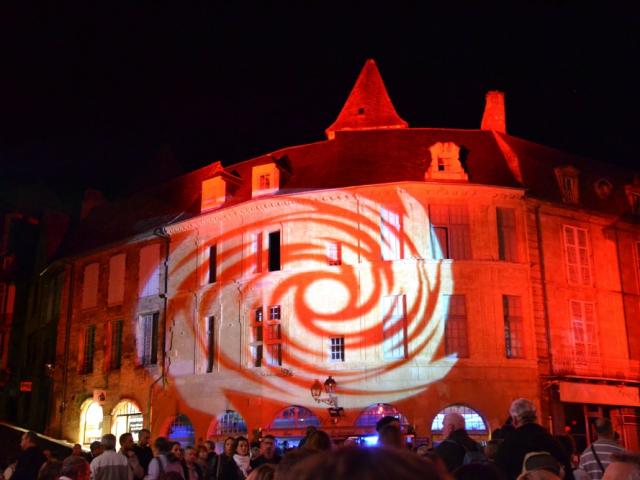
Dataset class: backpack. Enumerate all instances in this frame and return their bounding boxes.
[443,438,489,465]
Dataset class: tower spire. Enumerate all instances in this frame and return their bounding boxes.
[326,59,408,139]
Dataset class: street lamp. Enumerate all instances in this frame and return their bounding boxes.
[310,376,344,419]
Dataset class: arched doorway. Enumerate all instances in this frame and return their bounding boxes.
[79,399,104,447]
[208,410,248,438]
[355,403,410,432]
[268,405,320,448]
[430,404,488,438]
[167,414,195,447]
[111,400,144,442]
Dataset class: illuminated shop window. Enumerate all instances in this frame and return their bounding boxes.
[79,325,96,374]
[137,312,158,366]
[266,305,282,366]
[168,414,195,447]
[326,241,342,266]
[496,207,517,262]
[271,406,320,430]
[329,337,345,362]
[562,225,592,286]
[444,295,468,358]
[382,295,406,360]
[429,205,471,260]
[380,206,401,261]
[503,295,524,359]
[108,320,123,370]
[355,403,409,429]
[111,400,143,442]
[215,410,248,436]
[80,400,103,447]
[251,307,264,367]
[431,405,488,434]
[570,300,599,367]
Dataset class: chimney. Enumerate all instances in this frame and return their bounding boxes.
[481,91,506,133]
[80,188,106,220]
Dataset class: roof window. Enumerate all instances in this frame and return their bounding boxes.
[554,165,580,205]
[425,142,468,181]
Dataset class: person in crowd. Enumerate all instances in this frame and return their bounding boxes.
[245,464,274,480]
[577,418,624,480]
[520,451,564,478]
[495,398,573,480]
[485,439,503,463]
[249,436,281,470]
[602,452,640,479]
[147,437,184,480]
[274,449,320,479]
[555,435,579,472]
[215,436,242,480]
[89,441,103,462]
[133,430,154,475]
[59,456,90,480]
[378,424,404,449]
[233,437,251,478]
[90,434,130,480]
[302,430,332,452]
[423,450,449,478]
[277,445,444,480]
[3,458,17,480]
[71,445,84,457]
[171,443,184,462]
[375,416,400,434]
[297,427,317,449]
[119,433,144,480]
[195,446,210,479]
[454,462,507,480]
[414,443,430,458]
[435,412,484,472]
[37,451,61,480]
[182,446,202,480]
[12,431,46,480]
[201,441,217,480]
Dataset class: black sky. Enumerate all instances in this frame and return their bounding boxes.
[0,2,638,203]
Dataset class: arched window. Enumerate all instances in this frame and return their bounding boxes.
[430,405,488,434]
[270,406,320,430]
[168,414,195,447]
[79,400,103,447]
[215,410,248,436]
[355,403,409,428]
[111,400,143,442]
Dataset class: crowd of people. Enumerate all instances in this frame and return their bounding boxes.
[3,398,640,480]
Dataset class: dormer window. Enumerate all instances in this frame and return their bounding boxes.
[252,158,290,198]
[554,165,580,205]
[626,183,640,215]
[201,162,242,212]
[594,178,613,200]
[425,142,468,181]
[259,174,271,190]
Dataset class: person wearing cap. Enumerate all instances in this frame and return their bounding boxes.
[518,451,563,479]
[495,398,573,480]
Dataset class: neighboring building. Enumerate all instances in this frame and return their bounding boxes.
[47,60,640,450]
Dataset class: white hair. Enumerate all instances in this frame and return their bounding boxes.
[510,398,537,422]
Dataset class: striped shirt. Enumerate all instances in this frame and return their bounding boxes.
[578,439,624,479]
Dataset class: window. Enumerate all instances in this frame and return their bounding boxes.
[430,205,471,260]
[380,206,401,261]
[271,406,320,430]
[214,410,248,436]
[250,308,264,367]
[268,230,281,272]
[111,401,143,442]
[326,241,342,266]
[206,316,215,373]
[81,263,99,309]
[496,207,517,262]
[445,295,469,358]
[555,166,580,204]
[109,320,123,370]
[167,414,195,448]
[503,295,524,359]
[570,300,599,366]
[355,403,409,429]
[330,337,345,362]
[431,405,488,434]
[382,295,407,360]
[208,245,217,284]
[266,305,282,366]
[137,313,158,366]
[562,225,592,286]
[79,325,96,374]
[259,174,271,190]
[107,254,126,305]
[139,244,161,297]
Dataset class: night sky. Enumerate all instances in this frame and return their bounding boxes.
[0,2,638,205]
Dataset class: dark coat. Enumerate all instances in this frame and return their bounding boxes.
[435,429,481,473]
[132,445,154,474]
[249,454,281,470]
[215,454,242,480]
[495,422,574,480]
[13,446,46,480]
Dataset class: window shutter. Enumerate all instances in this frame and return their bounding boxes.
[81,263,99,309]
[139,244,161,297]
[108,254,126,305]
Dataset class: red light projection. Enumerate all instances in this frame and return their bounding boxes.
[160,186,457,418]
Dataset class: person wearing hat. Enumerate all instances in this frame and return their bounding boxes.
[518,451,563,479]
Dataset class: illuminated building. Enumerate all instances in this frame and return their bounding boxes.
[47,60,640,450]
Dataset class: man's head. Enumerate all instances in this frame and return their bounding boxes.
[20,431,39,450]
[138,429,151,446]
[184,446,197,465]
[442,412,466,437]
[154,436,171,455]
[61,455,90,480]
[204,440,215,453]
[603,452,640,480]
[509,398,537,427]
[101,433,117,451]
[72,444,83,456]
[260,435,276,459]
[375,416,400,433]
[119,432,134,451]
[594,418,615,440]
[89,441,103,457]
[378,424,403,449]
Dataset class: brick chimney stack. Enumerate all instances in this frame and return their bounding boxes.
[481,91,506,133]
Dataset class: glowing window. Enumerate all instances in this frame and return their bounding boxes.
[503,295,524,359]
[271,406,320,430]
[215,410,248,436]
[562,225,592,286]
[111,401,143,442]
[266,305,282,366]
[329,337,345,362]
[570,300,599,367]
[168,414,195,447]
[430,405,487,433]
[80,400,103,447]
[355,403,409,428]
[326,241,342,266]
[444,295,468,358]
[382,295,406,360]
